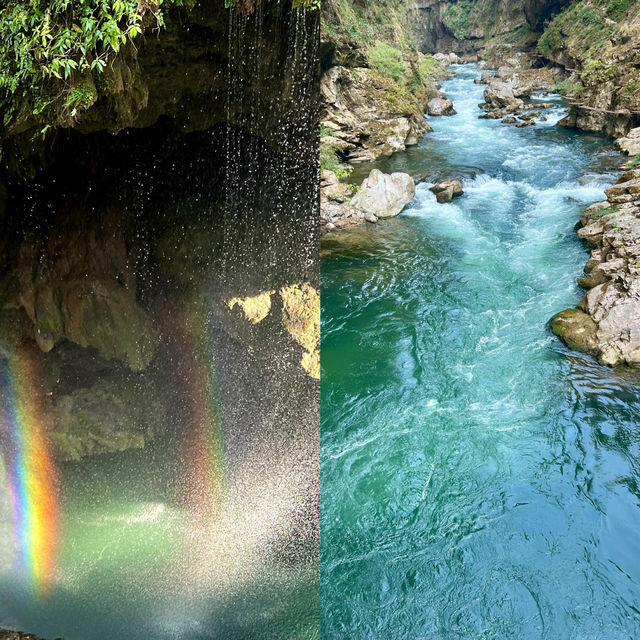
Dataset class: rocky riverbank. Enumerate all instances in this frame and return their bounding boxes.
[551,147,640,367]
[320,0,456,171]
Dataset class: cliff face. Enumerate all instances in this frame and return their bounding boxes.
[412,0,571,55]
[414,0,528,54]
[537,0,640,136]
[320,0,449,169]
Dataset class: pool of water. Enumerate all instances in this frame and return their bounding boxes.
[0,430,319,640]
[321,64,640,638]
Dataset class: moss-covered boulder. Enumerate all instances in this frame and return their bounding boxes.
[550,308,599,355]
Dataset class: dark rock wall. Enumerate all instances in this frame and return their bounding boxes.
[0,0,320,462]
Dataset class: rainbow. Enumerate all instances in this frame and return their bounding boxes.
[173,301,227,523]
[0,346,58,595]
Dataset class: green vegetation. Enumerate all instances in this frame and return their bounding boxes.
[0,0,190,131]
[581,58,614,86]
[554,78,584,95]
[536,0,640,108]
[443,0,474,40]
[537,1,616,58]
[323,0,416,51]
[605,0,634,19]
[369,43,407,82]
[584,205,618,219]
[627,153,640,167]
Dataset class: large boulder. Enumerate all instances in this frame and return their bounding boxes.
[484,80,524,109]
[550,308,599,356]
[349,169,415,220]
[427,97,456,116]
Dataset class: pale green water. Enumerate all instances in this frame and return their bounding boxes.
[0,436,318,639]
[321,65,640,639]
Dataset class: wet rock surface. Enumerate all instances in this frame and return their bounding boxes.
[551,167,640,367]
[430,179,464,203]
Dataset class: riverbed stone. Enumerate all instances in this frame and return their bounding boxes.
[430,180,463,204]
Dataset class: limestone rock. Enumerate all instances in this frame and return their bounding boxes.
[430,180,463,204]
[484,80,524,109]
[349,170,416,219]
[550,308,599,356]
[550,178,640,366]
[616,129,640,156]
[427,97,456,116]
[280,283,320,380]
[321,63,439,163]
[17,207,158,371]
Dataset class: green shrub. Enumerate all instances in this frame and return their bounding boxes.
[0,0,187,128]
[443,1,474,40]
[606,0,634,20]
[538,27,562,56]
[581,58,614,86]
[554,78,583,95]
[369,43,406,82]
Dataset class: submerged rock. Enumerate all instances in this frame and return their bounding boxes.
[430,180,463,204]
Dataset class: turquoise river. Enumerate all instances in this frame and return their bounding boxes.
[321,64,640,638]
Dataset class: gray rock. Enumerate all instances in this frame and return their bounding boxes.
[615,128,640,156]
[427,97,456,116]
[349,169,416,219]
[430,180,463,204]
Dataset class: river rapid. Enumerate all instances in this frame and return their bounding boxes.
[321,64,640,639]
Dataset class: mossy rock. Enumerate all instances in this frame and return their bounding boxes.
[550,308,599,356]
